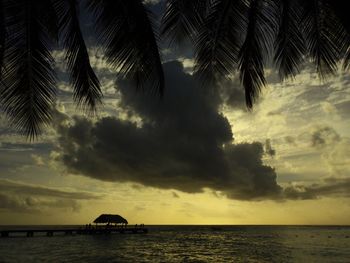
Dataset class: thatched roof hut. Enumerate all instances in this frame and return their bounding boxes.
[93,214,128,224]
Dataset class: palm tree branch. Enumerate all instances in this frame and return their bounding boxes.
[0,0,6,77]
[161,0,207,44]
[302,0,347,77]
[274,0,305,79]
[87,0,164,95]
[56,0,102,113]
[195,0,246,85]
[238,0,277,108]
[1,0,57,139]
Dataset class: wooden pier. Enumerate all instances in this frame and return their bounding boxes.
[0,227,148,238]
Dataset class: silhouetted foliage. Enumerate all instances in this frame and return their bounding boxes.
[0,0,349,138]
[1,0,58,139]
[164,0,349,107]
[57,0,102,113]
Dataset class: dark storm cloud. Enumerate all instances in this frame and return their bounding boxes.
[0,179,100,213]
[55,61,282,200]
[284,178,350,200]
[219,77,247,110]
[311,126,341,147]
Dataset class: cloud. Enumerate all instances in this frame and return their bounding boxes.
[143,0,162,5]
[219,77,247,110]
[53,61,350,201]
[172,192,180,198]
[0,179,99,200]
[311,126,341,147]
[55,61,282,201]
[265,139,276,157]
[0,193,81,213]
[0,142,51,152]
[0,179,100,213]
[324,138,350,177]
[335,100,350,118]
[284,178,350,200]
[284,136,297,146]
[31,154,45,166]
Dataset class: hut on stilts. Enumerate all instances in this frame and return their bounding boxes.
[93,214,128,229]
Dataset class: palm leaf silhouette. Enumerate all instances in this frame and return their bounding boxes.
[0,0,349,137]
[194,0,244,84]
[87,0,164,95]
[327,0,350,69]
[344,48,350,70]
[302,0,348,78]
[161,0,206,44]
[0,0,6,77]
[238,0,277,108]
[0,0,58,139]
[56,0,102,113]
[274,0,305,79]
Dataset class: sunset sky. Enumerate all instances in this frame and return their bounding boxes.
[0,1,349,225]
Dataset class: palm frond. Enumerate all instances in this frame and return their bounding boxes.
[194,0,245,84]
[0,0,58,139]
[327,0,350,35]
[161,0,207,44]
[87,0,164,95]
[0,0,6,77]
[302,0,348,78]
[238,0,278,108]
[327,1,350,70]
[329,2,350,71]
[274,0,305,79]
[344,47,350,70]
[56,0,102,113]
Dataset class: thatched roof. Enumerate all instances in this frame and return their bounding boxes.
[93,214,128,224]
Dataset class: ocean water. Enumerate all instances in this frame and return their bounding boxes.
[0,225,349,262]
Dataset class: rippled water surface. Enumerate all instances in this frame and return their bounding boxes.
[0,226,349,262]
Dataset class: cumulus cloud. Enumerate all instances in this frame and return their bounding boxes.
[53,62,350,201]
[0,179,100,213]
[55,61,282,201]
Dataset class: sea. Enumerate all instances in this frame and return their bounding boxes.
[0,225,349,262]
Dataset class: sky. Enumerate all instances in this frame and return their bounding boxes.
[0,1,349,225]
